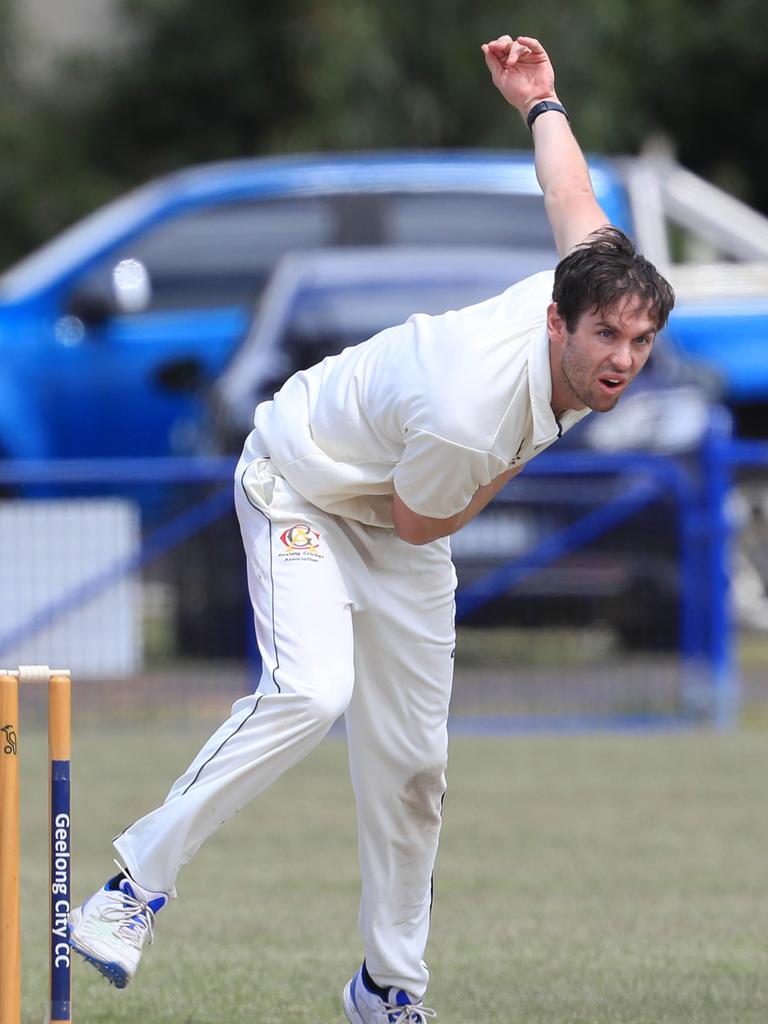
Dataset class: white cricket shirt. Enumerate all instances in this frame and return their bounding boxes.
[245,270,590,527]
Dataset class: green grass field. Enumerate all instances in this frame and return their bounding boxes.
[17,719,768,1023]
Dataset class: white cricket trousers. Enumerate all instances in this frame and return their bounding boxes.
[114,449,457,997]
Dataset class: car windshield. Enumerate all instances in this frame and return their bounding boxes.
[275,276,514,374]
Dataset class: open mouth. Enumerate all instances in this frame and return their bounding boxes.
[598,377,625,394]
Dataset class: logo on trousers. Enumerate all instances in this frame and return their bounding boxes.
[278,523,323,561]
[280,524,320,552]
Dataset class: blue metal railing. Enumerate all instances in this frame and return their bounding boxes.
[0,456,235,485]
[456,475,667,618]
[0,423,759,728]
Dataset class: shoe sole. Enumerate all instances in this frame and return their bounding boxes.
[67,915,131,989]
[342,981,364,1024]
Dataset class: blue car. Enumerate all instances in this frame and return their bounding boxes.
[0,153,630,461]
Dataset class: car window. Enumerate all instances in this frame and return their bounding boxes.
[72,197,337,312]
[68,192,553,315]
[272,277,512,380]
[386,193,553,248]
[290,280,505,337]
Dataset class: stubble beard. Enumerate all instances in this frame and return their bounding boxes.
[560,337,621,413]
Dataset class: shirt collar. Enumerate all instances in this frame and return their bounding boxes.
[528,322,591,447]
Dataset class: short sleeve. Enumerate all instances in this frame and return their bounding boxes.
[393,428,508,519]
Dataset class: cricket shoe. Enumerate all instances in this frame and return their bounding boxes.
[68,870,168,988]
[343,964,437,1023]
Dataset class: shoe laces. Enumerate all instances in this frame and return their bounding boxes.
[101,890,157,951]
[382,1002,437,1023]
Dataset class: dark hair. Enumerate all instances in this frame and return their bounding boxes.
[552,226,675,333]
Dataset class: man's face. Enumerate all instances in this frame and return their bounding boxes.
[548,297,658,413]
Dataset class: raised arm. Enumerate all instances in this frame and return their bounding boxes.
[481,34,609,257]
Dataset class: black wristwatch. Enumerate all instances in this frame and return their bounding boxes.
[526,100,569,131]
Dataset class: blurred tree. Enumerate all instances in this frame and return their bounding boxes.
[0,0,118,266]
[0,0,11,86]
[82,0,312,175]
[0,0,28,261]
[552,0,768,206]
[0,0,766,268]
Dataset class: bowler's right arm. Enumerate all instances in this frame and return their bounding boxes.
[482,34,610,257]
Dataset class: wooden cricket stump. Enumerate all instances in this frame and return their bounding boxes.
[0,666,72,1024]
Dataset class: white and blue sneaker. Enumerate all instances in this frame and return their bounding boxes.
[343,964,436,1023]
[68,870,168,988]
